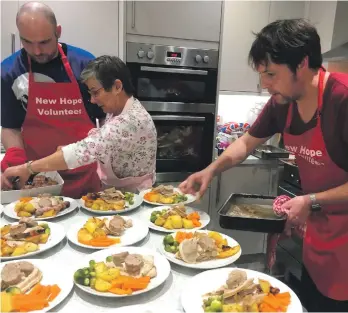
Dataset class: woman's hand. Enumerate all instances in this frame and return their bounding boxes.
[1,164,30,190]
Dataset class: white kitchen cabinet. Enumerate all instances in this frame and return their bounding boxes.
[269,1,306,22]
[306,1,338,53]
[18,1,119,57]
[1,0,20,61]
[219,1,270,93]
[219,1,313,93]
[126,1,222,42]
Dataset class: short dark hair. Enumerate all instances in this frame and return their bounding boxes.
[248,18,322,73]
[81,55,135,96]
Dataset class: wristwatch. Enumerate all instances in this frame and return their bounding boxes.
[26,161,39,175]
[309,194,321,212]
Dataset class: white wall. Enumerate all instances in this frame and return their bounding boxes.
[217,94,270,125]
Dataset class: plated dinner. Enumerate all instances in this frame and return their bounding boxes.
[67,215,149,249]
[0,259,73,313]
[159,230,241,269]
[144,205,210,233]
[73,247,171,297]
[140,185,196,206]
[80,188,143,214]
[3,195,78,220]
[181,268,303,313]
[0,219,66,260]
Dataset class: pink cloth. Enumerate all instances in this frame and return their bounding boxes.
[266,195,306,269]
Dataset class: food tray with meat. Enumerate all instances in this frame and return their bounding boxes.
[143,205,210,233]
[159,230,241,269]
[3,195,78,221]
[73,246,171,298]
[139,185,197,206]
[252,145,290,159]
[0,259,73,313]
[1,172,64,205]
[218,193,286,233]
[0,219,66,260]
[80,188,143,214]
[67,215,149,249]
[181,268,302,313]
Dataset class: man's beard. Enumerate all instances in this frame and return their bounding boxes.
[272,73,302,104]
[29,51,57,64]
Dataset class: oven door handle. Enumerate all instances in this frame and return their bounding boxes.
[140,66,208,76]
[152,115,205,122]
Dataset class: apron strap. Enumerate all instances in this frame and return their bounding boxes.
[58,44,78,84]
[311,67,326,153]
[27,44,78,84]
[285,68,325,130]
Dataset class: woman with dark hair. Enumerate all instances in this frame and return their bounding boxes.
[180,19,348,312]
[2,56,157,193]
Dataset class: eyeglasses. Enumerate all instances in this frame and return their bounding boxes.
[88,87,103,97]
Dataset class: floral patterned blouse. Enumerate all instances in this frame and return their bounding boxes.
[62,97,157,178]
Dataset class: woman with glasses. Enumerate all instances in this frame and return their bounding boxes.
[2,56,157,193]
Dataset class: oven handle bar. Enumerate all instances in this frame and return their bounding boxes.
[140,66,208,76]
[151,115,205,122]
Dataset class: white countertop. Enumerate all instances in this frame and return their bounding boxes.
[0,202,237,313]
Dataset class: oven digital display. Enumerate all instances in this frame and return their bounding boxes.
[167,51,182,58]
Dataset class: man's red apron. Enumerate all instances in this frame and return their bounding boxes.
[283,68,348,300]
[22,45,101,198]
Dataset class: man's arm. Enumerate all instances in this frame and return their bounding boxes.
[1,128,25,150]
[207,132,270,177]
[314,183,348,205]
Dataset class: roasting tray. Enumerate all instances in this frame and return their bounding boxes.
[252,145,290,159]
[218,193,286,233]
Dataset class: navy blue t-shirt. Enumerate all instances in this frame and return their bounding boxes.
[1,43,105,128]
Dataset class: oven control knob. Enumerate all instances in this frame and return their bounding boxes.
[147,51,154,59]
[203,55,210,63]
[137,50,145,58]
[195,54,202,63]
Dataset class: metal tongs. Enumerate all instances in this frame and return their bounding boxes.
[11,174,37,190]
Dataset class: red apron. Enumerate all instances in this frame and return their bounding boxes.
[283,69,348,300]
[22,45,101,198]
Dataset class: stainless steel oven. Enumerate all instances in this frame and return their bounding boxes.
[126,42,219,175]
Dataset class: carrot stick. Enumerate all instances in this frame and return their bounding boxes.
[36,285,51,299]
[122,282,149,290]
[48,284,61,302]
[28,284,43,296]
[108,287,133,295]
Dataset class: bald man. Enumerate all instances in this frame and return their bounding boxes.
[1,1,104,198]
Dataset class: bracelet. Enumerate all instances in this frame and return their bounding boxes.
[26,161,38,175]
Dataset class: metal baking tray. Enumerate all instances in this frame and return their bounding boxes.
[252,145,290,159]
[218,193,286,233]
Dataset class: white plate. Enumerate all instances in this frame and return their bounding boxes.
[74,246,171,297]
[79,193,143,215]
[0,258,73,313]
[143,206,210,233]
[159,230,241,269]
[67,215,149,250]
[0,221,66,261]
[139,188,197,206]
[3,197,78,221]
[181,268,303,313]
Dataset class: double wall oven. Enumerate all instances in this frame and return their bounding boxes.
[126,42,219,178]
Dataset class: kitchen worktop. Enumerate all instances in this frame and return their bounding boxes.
[0,200,287,312]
